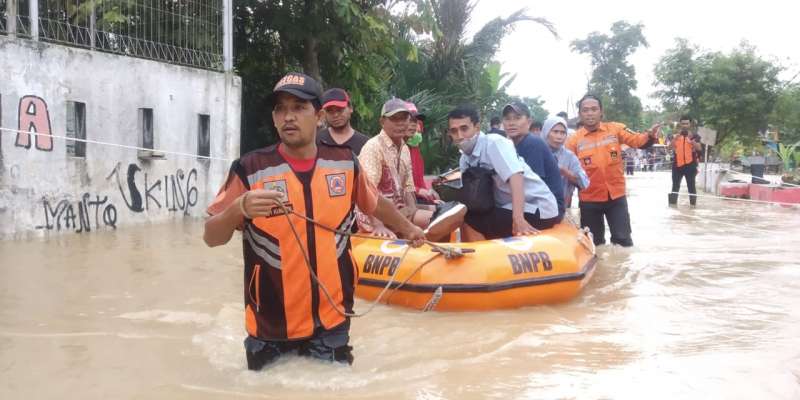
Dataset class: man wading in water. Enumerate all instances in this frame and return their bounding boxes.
[203,72,424,370]
[565,95,660,247]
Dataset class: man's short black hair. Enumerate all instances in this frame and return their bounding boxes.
[577,94,603,110]
[490,116,501,126]
[311,99,322,111]
[448,105,481,124]
[556,111,568,119]
[530,120,543,130]
[679,114,692,122]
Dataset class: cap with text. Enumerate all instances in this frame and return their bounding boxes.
[269,72,322,105]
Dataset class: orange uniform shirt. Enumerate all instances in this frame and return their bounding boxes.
[566,122,654,202]
[672,134,697,168]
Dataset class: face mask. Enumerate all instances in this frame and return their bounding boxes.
[406,132,422,147]
[457,134,479,154]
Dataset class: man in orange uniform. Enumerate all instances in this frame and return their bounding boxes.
[668,115,703,206]
[203,72,424,370]
[566,95,660,247]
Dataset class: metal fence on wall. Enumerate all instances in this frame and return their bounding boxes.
[1,0,33,37]
[1,0,224,71]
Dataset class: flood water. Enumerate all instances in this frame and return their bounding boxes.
[2,171,799,399]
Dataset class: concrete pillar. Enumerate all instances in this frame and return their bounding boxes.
[222,0,233,71]
[6,0,17,37]
[29,0,38,40]
[90,5,96,49]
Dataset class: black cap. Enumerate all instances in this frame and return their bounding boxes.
[502,101,531,118]
[269,72,322,105]
[321,88,350,109]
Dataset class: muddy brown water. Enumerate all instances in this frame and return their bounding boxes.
[2,172,799,399]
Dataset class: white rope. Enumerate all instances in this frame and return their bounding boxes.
[667,190,800,208]
[621,160,798,185]
[0,126,234,162]
[682,214,776,235]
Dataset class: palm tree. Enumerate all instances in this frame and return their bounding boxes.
[391,0,558,172]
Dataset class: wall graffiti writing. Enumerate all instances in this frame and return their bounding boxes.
[16,95,54,151]
[107,163,199,215]
[35,193,118,233]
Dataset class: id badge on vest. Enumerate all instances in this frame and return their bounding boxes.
[263,179,294,217]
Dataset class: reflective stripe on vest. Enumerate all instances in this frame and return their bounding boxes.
[239,144,358,340]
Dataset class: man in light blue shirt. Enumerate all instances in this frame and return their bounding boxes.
[447,105,559,241]
[540,116,590,208]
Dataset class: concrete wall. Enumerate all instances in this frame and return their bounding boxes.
[0,38,241,239]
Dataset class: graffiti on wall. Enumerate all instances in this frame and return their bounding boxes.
[16,95,53,151]
[107,163,199,215]
[35,193,118,233]
[32,163,200,234]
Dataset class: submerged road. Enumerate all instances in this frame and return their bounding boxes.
[1,171,799,399]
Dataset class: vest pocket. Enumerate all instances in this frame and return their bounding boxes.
[248,264,262,312]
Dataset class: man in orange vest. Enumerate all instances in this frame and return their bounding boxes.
[566,95,661,247]
[668,115,703,206]
[203,72,425,370]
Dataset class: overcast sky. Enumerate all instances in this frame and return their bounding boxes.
[467,0,800,118]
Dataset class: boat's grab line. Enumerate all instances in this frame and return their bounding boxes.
[358,256,598,294]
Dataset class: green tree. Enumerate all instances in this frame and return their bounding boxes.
[395,0,556,172]
[654,41,783,147]
[232,0,555,169]
[571,21,648,128]
[697,44,782,146]
[653,38,711,122]
[234,0,433,153]
[770,83,800,144]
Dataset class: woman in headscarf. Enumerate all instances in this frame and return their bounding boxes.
[540,116,590,208]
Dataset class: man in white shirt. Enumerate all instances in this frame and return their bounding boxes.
[447,105,558,241]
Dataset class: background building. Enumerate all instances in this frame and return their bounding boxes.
[0,0,241,238]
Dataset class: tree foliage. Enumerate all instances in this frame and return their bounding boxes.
[770,83,800,145]
[233,0,556,171]
[234,0,436,153]
[654,40,783,146]
[380,0,557,172]
[571,21,647,128]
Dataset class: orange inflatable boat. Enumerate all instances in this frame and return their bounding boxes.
[351,221,597,311]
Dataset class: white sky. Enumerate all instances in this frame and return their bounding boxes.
[467,0,800,118]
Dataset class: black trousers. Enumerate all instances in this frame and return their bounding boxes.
[670,164,697,205]
[244,320,353,371]
[465,207,560,240]
[579,196,633,247]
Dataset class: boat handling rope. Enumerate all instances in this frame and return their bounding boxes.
[666,190,800,208]
[565,215,596,255]
[276,201,470,317]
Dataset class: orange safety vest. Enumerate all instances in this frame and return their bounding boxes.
[234,143,359,340]
[566,122,654,202]
[672,135,696,168]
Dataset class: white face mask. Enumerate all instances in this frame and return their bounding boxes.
[457,134,479,154]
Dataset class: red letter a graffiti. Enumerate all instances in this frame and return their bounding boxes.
[16,96,53,151]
